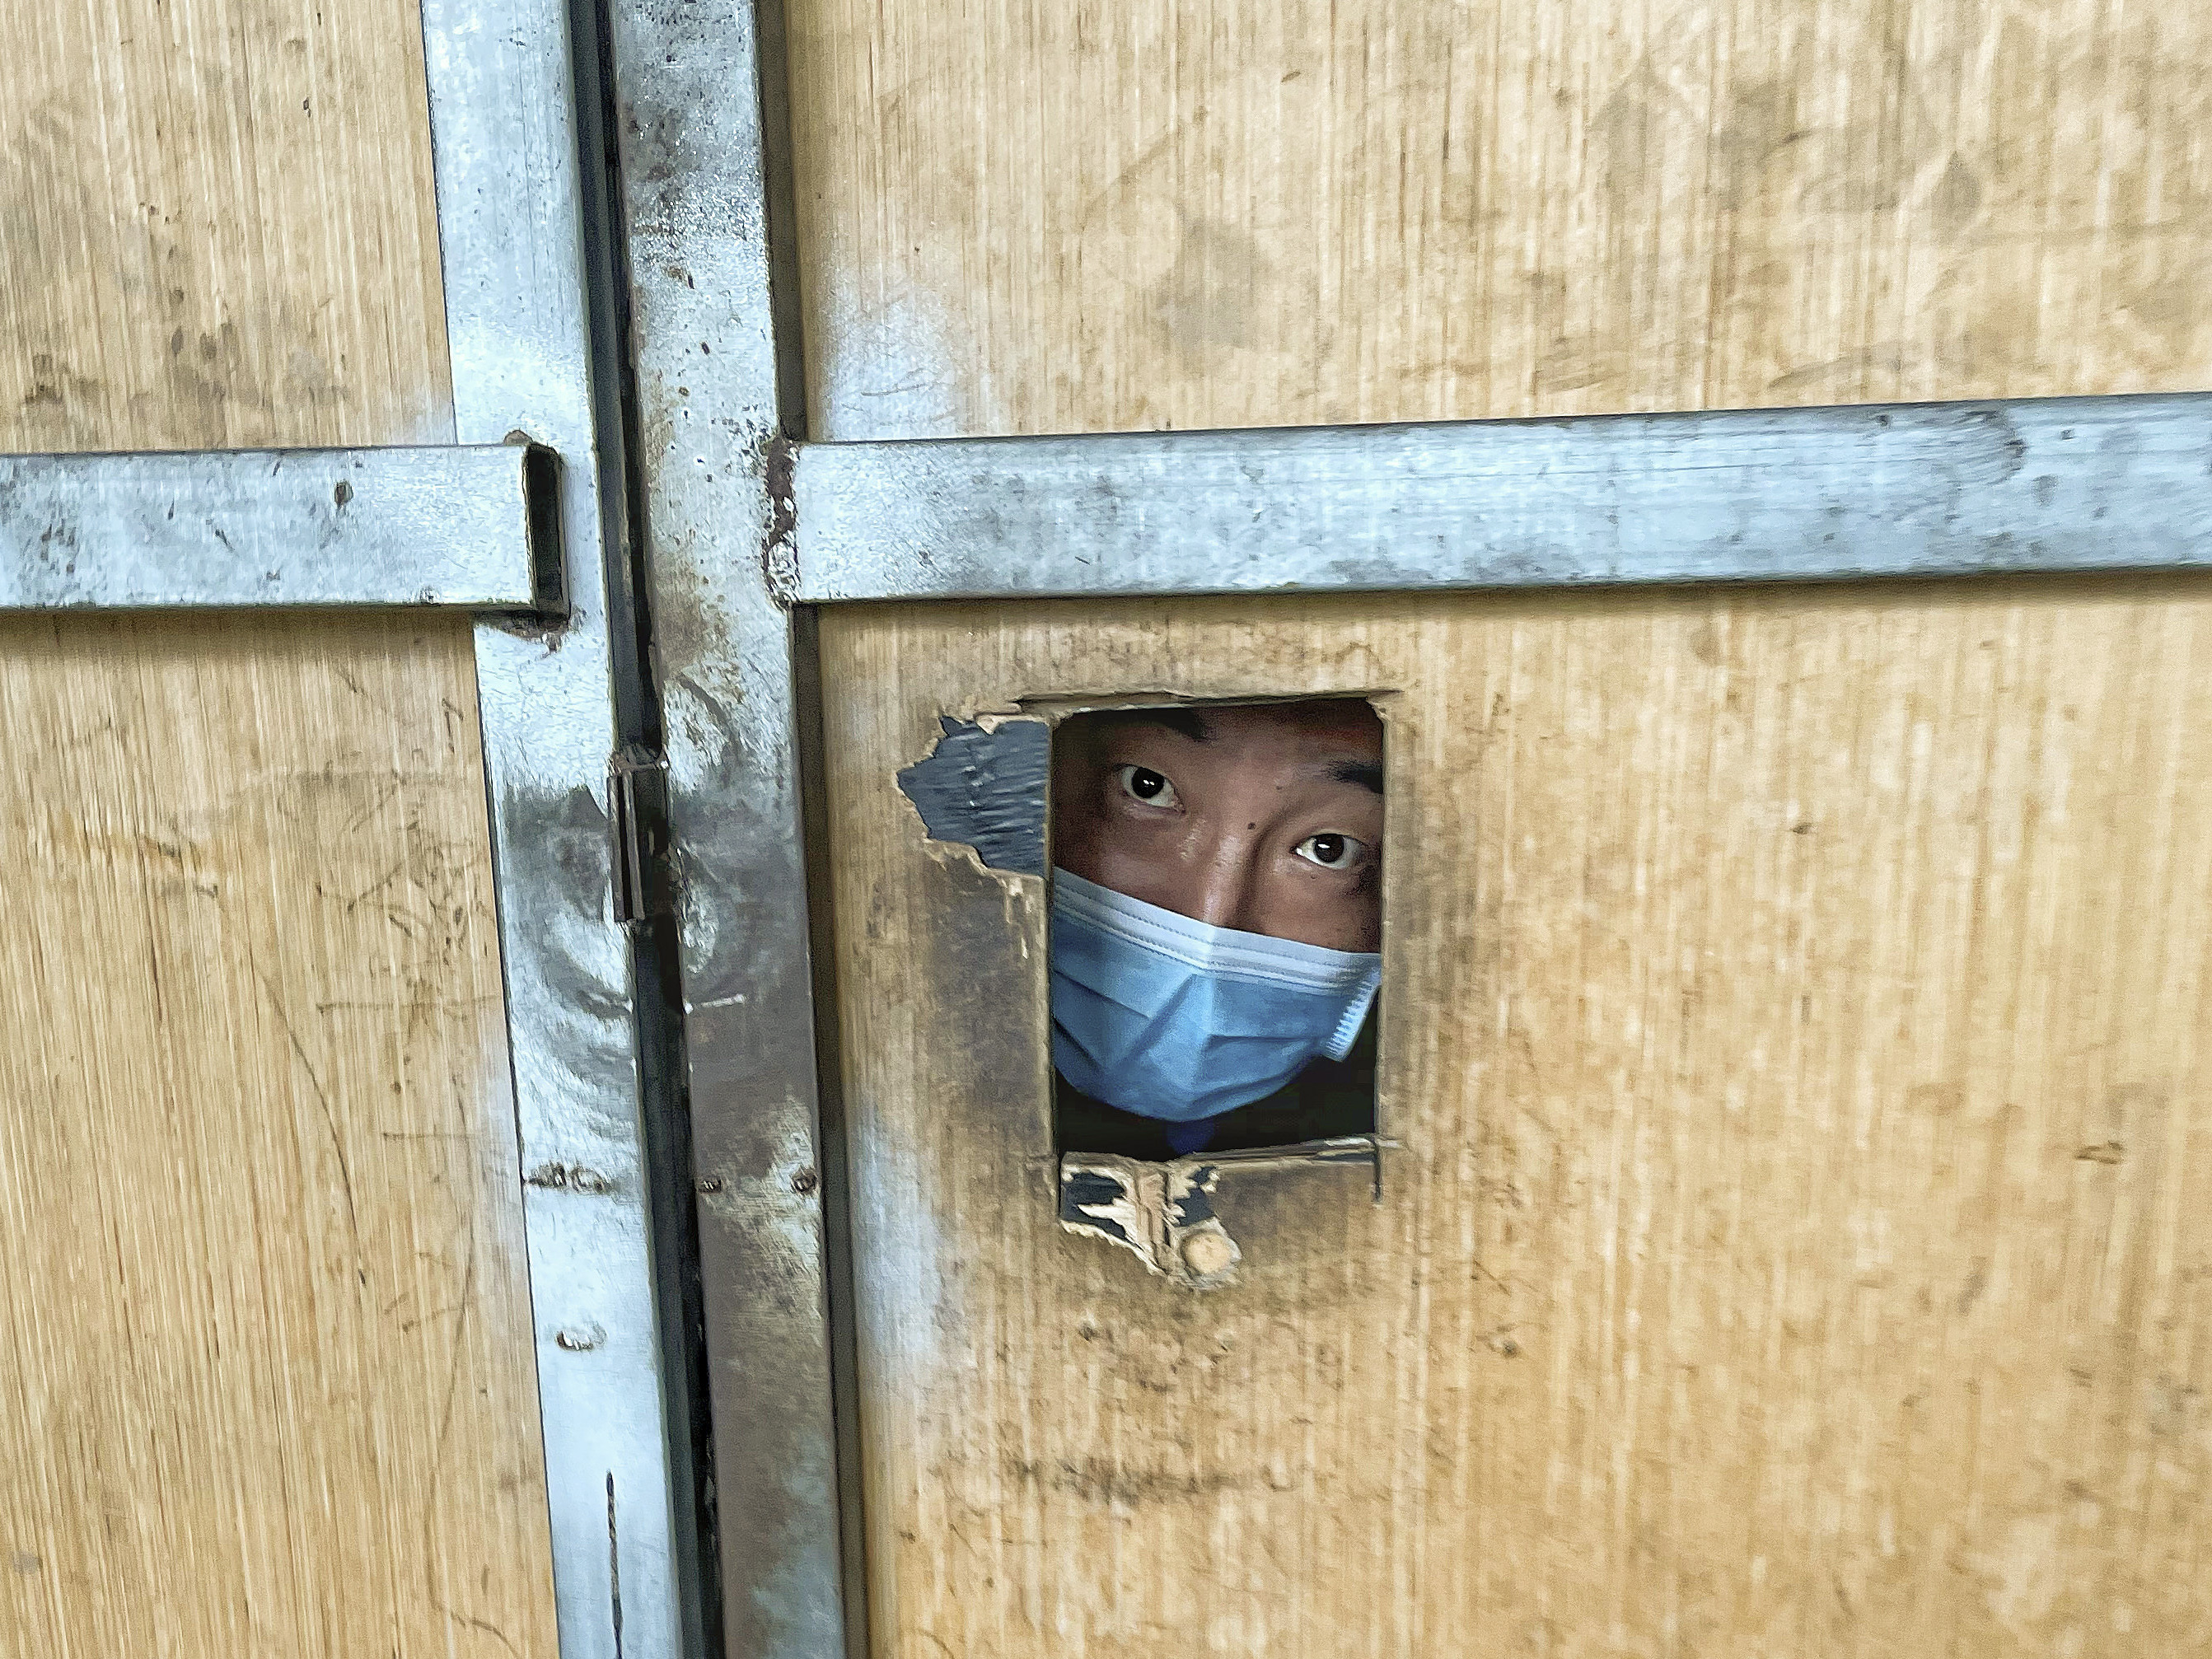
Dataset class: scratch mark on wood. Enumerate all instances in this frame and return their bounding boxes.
[431,1222,480,1480]
[434,1601,521,1659]
[249,951,365,1280]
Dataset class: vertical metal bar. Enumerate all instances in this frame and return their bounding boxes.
[601,1,859,1654]
[419,2,697,1654]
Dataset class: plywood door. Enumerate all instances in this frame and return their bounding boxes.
[0,2,557,1654]
[818,585,2212,1657]
[782,0,2212,1651]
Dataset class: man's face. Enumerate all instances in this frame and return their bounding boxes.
[1051,701,1384,952]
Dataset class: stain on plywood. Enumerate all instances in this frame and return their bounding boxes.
[0,0,451,454]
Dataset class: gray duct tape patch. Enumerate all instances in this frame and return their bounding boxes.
[895,716,1050,876]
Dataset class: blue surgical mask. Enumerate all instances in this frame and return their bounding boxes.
[1050,869,1382,1123]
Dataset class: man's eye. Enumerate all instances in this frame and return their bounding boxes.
[1113,764,1180,808]
[1294,832,1366,871]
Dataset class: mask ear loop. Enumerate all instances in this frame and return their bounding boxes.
[1324,967,1382,1060]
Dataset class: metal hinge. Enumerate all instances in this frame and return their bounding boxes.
[609,745,672,928]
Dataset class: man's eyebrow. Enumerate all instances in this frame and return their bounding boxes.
[1121,708,1211,742]
[1329,759,1385,794]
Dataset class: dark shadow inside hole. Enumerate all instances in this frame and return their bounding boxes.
[1049,698,1383,1159]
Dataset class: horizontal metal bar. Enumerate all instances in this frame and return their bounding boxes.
[792,393,2212,601]
[0,443,564,614]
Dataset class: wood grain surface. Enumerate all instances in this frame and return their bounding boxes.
[0,615,553,1659]
[0,2,556,1655]
[787,0,2212,438]
[1,0,452,451]
[820,583,2212,1657]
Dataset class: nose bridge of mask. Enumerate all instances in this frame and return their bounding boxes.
[1055,870,1377,993]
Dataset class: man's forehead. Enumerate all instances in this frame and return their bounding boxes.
[1082,700,1379,745]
